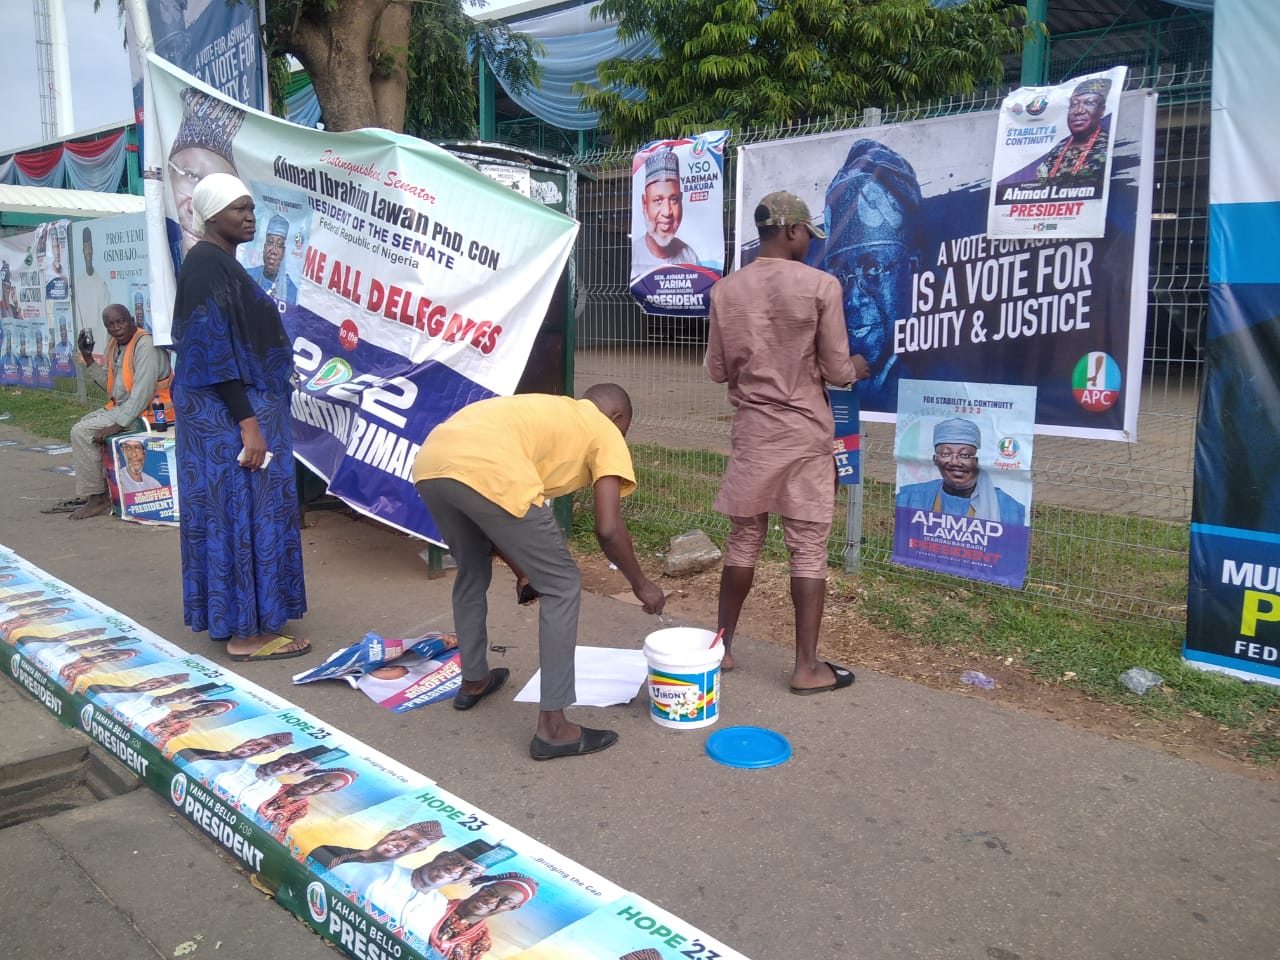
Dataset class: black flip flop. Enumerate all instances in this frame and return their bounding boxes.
[452,667,509,710]
[790,661,856,696]
[41,498,87,515]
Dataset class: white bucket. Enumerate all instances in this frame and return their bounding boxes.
[643,627,723,730]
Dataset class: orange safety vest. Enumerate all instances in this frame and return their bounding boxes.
[104,328,174,428]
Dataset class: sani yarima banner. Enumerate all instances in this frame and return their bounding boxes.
[735,90,1155,439]
[1186,0,1280,686]
[629,131,728,317]
[144,56,579,544]
[1,547,752,960]
[988,67,1128,239]
[892,380,1036,589]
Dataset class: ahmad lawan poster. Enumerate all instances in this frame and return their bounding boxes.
[988,67,1128,239]
[736,90,1154,440]
[893,380,1036,588]
[629,130,728,318]
[143,55,578,544]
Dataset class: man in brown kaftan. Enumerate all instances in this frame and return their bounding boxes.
[706,191,870,694]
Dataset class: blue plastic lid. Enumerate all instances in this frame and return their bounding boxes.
[705,726,791,769]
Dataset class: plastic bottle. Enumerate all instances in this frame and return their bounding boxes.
[151,393,167,432]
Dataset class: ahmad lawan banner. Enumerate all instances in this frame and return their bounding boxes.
[736,91,1155,440]
[144,56,578,543]
[988,67,1128,239]
[892,380,1036,589]
[1,547,750,960]
[1186,0,1280,686]
[629,130,728,318]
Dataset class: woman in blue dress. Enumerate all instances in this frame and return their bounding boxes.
[171,173,309,663]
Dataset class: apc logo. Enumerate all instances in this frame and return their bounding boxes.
[10,652,20,676]
[79,704,94,730]
[691,137,706,157]
[1072,352,1122,412]
[306,358,352,392]
[170,773,189,807]
[998,438,1020,459]
[1026,95,1049,117]
[307,881,328,923]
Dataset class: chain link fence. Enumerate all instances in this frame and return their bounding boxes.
[569,59,1211,627]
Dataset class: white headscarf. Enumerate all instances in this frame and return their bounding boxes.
[191,173,252,235]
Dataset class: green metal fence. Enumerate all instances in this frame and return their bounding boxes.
[569,57,1212,627]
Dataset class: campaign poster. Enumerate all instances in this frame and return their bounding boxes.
[110,433,179,526]
[892,380,1036,588]
[829,386,860,485]
[145,56,579,545]
[124,0,268,125]
[736,91,1155,439]
[509,895,751,960]
[629,130,728,318]
[70,214,149,359]
[36,221,70,302]
[1186,0,1280,686]
[293,631,462,712]
[49,301,75,376]
[989,67,1128,239]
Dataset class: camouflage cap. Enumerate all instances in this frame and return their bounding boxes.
[754,191,826,239]
[1072,76,1112,99]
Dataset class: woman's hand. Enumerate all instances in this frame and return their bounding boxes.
[238,417,269,471]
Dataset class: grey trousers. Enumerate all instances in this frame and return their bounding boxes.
[416,478,581,712]
[70,408,119,497]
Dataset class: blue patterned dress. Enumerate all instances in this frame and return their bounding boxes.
[171,241,306,639]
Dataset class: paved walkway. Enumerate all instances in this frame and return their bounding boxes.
[2,424,1276,960]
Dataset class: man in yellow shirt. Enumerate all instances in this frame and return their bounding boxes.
[412,383,666,760]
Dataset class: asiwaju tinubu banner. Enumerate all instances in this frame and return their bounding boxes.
[893,380,1036,588]
[145,56,579,543]
[1186,0,1280,685]
[736,91,1155,438]
[988,67,1127,239]
[629,131,728,317]
[124,0,268,125]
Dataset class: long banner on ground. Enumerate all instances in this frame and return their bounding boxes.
[0,546,748,960]
[143,57,578,543]
[1186,0,1280,685]
[736,90,1155,440]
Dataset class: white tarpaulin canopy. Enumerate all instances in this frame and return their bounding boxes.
[0,184,143,218]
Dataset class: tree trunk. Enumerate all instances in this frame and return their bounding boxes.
[371,0,412,133]
[282,0,386,132]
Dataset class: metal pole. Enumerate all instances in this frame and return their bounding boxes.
[1022,0,1050,86]
[478,56,497,141]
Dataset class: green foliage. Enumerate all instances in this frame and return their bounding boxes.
[404,1,543,140]
[264,0,541,136]
[578,0,1021,144]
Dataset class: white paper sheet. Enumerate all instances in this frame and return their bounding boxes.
[514,646,649,707]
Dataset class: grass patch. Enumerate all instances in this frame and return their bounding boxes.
[572,439,1279,764]
[0,386,93,441]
